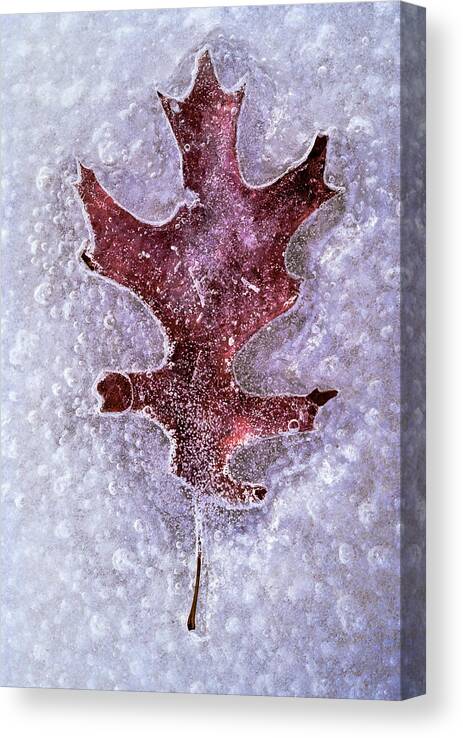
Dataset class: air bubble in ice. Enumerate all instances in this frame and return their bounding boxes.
[34,282,52,305]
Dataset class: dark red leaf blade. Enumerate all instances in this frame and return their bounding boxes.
[76,50,338,506]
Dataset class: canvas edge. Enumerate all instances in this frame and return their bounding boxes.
[399,0,426,700]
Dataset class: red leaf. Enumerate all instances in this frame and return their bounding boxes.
[76,50,338,507]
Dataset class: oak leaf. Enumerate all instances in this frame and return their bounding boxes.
[76,51,338,628]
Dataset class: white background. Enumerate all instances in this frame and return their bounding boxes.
[1,0,462,736]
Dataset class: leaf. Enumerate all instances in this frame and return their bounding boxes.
[76,50,338,507]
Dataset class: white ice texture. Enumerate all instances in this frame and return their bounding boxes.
[1,2,414,698]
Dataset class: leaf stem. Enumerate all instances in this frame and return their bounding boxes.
[187,535,202,631]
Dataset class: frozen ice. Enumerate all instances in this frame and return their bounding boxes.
[0,2,422,699]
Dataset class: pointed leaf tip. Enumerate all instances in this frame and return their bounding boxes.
[196,48,214,75]
[191,48,224,97]
[308,388,338,407]
[157,90,175,119]
[76,163,97,192]
[310,133,329,159]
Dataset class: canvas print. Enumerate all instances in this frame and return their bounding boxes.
[0,2,425,699]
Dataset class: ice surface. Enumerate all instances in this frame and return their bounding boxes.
[0,2,413,698]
